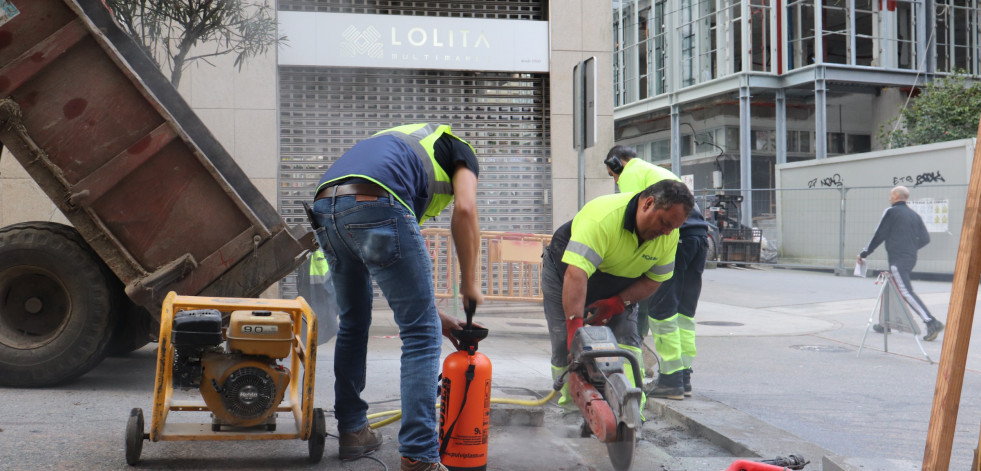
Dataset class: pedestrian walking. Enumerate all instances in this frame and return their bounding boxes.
[858,185,943,341]
[309,123,483,471]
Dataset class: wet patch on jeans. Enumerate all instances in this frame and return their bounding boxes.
[347,218,401,268]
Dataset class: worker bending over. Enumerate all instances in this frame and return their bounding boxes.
[542,179,694,408]
[310,123,482,471]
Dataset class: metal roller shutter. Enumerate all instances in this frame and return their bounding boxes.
[278,67,551,296]
[277,1,551,297]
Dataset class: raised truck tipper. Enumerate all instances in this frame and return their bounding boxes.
[0,0,317,387]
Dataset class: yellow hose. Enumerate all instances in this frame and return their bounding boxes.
[490,389,557,407]
[367,390,558,429]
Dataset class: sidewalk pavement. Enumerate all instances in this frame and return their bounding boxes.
[340,265,981,470]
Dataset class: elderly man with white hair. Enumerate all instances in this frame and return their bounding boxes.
[858,185,944,341]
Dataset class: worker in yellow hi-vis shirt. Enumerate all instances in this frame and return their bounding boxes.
[604,145,710,400]
[541,179,693,409]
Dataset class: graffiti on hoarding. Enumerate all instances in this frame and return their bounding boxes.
[893,171,946,187]
[807,173,843,188]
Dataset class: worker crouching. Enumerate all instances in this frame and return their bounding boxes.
[542,180,694,409]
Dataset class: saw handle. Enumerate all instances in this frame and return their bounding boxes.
[574,349,644,388]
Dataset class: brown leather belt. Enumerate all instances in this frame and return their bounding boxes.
[315,183,390,201]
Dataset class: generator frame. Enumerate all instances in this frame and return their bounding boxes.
[125,292,324,464]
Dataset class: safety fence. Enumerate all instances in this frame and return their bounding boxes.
[285,184,966,302]
[694,184,968,275]
[421,228,551,302]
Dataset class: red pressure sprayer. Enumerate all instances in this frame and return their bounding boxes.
[439,300,492,471]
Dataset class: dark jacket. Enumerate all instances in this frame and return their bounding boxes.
[860,201,930,268]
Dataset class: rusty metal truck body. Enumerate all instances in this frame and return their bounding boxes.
[0,0,316,386]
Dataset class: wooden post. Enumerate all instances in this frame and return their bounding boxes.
[922,117,981,469]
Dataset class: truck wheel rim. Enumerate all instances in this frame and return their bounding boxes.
[0,266,71,349]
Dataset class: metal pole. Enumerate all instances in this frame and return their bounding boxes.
[837,186,848,275]
[578,147,585,209]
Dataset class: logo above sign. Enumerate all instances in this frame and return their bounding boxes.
[279,11,548,73]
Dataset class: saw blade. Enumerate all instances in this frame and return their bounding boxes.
[606,423,636,471]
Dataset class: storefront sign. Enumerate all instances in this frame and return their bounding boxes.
[278,11,548,72]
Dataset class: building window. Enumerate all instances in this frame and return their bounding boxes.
[936,0,979,74]
[854,0,875,66]
[821,0,849,64]
[681,0,697,86]
[786,0,816,69]
[749,0,773,72]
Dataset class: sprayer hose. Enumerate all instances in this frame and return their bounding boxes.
[367,390,559,429]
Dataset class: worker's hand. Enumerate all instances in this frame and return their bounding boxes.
[438,308,483,350]
[459,281,484,314]
[583,295,627,326]
[566,316,583,350]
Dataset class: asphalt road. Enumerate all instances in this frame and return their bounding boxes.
[2,266,979,470]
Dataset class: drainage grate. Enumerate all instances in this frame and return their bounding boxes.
[697,321,745,327]
[791,345,852,353]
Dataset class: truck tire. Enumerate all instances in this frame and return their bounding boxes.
[0,222,116,387]
[705,234,718,262]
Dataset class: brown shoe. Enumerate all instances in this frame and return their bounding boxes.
[338,425,381,459]
[400,457,449,471]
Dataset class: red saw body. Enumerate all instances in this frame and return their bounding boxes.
[566,326,643,471]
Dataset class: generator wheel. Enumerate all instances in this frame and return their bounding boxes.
[125,408,145,465]
[308,408,326,463]
[0,222,116,387]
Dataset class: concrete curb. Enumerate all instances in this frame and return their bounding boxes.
[647,394,835,468]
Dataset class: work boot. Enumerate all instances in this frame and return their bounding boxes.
[924,319,945,341]
[401,457,449,471]
[338,425,382,459]
[682,368,693,397]
[644,371,684,400]
[872,323,890,333]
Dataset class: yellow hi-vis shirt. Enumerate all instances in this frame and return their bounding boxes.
[616,158,681,194]
[561,192,678,282]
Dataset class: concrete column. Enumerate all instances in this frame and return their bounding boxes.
[739,80,753,228]
[776,89,787,165]
[671,105,682,172]
[814,68,827,159]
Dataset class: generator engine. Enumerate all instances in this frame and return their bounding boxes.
[172,309,292,428]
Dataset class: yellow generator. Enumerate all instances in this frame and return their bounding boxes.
[125,293,323,465]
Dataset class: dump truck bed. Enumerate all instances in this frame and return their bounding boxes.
[0,0,315,313]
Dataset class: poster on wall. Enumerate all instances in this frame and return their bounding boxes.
[909,198,949,233]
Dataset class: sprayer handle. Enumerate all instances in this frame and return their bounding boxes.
[464,298,477,327]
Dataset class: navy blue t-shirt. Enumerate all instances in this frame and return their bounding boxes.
[318,133,478,221]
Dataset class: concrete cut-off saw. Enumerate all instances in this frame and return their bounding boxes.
[565,325,644,471]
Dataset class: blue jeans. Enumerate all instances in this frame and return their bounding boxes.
[312,194,441,463]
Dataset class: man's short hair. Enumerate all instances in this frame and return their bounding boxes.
[892,186,910,201]
[606,145,636,162]
[640,180,694,214]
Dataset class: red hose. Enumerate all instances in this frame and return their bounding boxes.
[723,459,789,471]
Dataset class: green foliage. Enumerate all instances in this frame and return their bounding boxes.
[878,74,981,148]
[105,0,284,87]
